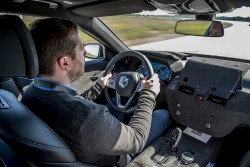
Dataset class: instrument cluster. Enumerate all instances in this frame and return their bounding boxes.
[139,62,173,81]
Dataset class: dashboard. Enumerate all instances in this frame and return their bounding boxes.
[139,62,173,81]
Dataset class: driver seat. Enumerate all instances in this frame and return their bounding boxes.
[0,15,94,167]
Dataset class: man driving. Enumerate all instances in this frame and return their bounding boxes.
[21,18,170,167]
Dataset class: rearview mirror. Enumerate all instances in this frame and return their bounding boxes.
[175,20,224,37]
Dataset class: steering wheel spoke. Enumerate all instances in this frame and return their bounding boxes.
[115,81,141,109]
[107,76,116,89]
[116,92,135,109]
[136,81,142,92]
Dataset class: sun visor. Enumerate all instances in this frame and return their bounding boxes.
[70,0,156,17]
[178,57,250,99]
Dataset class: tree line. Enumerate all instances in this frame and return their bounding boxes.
[216,16,250,22]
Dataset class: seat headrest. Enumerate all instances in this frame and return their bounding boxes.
[0,15,38,77]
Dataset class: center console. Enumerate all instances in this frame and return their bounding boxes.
[126,127,223,167]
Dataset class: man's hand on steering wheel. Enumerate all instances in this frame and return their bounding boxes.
[141,73,160,97]
[97,71,112,88]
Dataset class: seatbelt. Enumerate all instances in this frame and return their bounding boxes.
[12,77,24,95]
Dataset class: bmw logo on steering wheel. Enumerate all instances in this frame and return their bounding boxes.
[119,76,129,88]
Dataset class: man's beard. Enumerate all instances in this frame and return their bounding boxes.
[69,64,84,82]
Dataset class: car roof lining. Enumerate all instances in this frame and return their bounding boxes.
[3,0,250,18]
[4,0,156,17]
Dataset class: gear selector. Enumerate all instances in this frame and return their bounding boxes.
[169,127,182,152]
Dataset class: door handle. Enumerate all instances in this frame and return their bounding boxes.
[90,75,98,81]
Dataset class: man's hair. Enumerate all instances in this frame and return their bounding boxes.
[29,18,79,75]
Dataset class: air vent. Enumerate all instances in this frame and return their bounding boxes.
[178,84,195,95]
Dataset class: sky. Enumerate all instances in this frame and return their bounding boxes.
[140,7,250,17]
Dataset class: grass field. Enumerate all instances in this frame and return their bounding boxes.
[100,15,179,46]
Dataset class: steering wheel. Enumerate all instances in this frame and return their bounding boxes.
[104,50,154,114]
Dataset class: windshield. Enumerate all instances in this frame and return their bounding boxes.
[100,7,250,60]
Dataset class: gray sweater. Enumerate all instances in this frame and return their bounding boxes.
[21,78,156,166]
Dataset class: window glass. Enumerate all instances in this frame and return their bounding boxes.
[22,15,97,44]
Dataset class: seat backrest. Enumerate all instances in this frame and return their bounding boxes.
[239,150,250,167]
[0,15,93,167]
[0,77,20,98]
[0,76,34,100]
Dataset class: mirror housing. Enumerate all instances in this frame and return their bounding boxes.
[175,20,224,37]
[84,43,104,59]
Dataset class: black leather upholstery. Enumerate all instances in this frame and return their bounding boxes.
[239,150,250,167]
[0,77,20,97]
[0,15,38,77]
[0,15,94,167]
[0,138,35,167]
[0,90,90,166]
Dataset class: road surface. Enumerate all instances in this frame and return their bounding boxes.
[131,21,250,60]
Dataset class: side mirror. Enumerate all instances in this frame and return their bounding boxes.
[84,43,103,59]
[175,20,224,37]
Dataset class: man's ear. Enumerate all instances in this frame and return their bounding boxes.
[57,56,72,71]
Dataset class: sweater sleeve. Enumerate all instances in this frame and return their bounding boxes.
[79,82,104,101]
[79,89,156,155]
